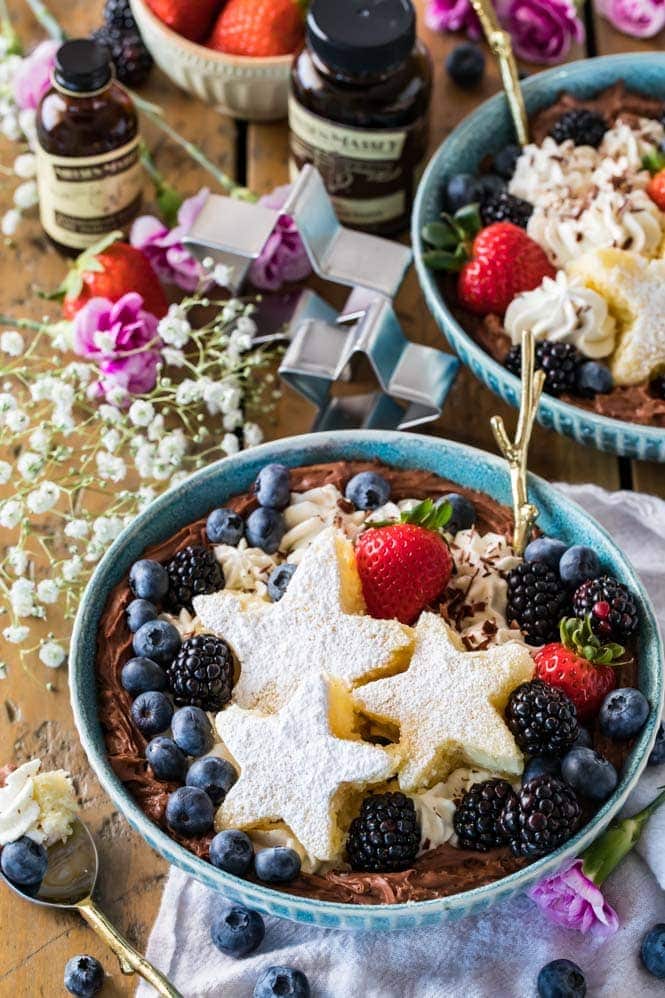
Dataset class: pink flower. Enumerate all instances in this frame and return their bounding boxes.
[528,859,620,941]
[248,185,312,292]
[425,0,482,39]
[598,0,665,37]
[72,293,161,402]
[131,189,209,292]
[495,0,585,63]
[13,40,59,111]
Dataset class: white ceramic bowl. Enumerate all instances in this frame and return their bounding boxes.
[130,0,293,121]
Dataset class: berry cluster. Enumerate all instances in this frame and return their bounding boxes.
[91,0,153,87]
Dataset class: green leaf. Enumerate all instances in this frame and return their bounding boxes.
[157,186,184,228]
[453,202,482,239]
[643,149,665,175]
[422,220,458,250]
[400,498,453,532]
[423,249,465,272]
[582,786,665,885]
[559,615,625,665]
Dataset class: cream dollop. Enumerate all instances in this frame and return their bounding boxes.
[504,271,616,358]
[281,485,365,563]
[0,759,77,847]
[214,539,277,597]
[410,767,497,853]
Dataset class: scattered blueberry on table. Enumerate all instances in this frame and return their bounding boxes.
[641,924,665,979]
[210,905,265,958]
[1,836,48,890]
[63,955,105,998]
[537,959,586,998]
[445,44,485,88]
[254,966,310,998]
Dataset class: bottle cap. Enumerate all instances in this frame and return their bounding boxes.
[307,0,416,76]
[54,39,113,94]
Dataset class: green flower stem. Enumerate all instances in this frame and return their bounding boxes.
[582,786,665,886]
[139,142,183,227]
[0,314,49,333]
[25,0,65,41]
[0,0,23,55]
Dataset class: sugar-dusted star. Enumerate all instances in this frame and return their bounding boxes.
[354,612,535,791]
[215,674,396,863]
[569,248,665,385]
[193,527,413,711]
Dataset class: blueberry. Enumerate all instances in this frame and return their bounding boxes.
[648,722,665,766]
[245,507,285,554]
[599,687,650,740]
[561,747,618,801]
[206,507,244,546]
[209,829,254,876]
[255,463,290,510]
[445,43,485,88]
[186,756,237,805]
[254,966,310,998]
[641,924,665,978]
[120,656,167,697]
[571,726,592,750]
[172,706,214,757]
[165,786,214,836]
[129,559,169,603]
[126,598,158,633]
[132,619,181,665]
[131,691,173,738]
[63,955,105,997]
[537,959,586,998]
[524,537,568,572]
[267,563,297,602]
[576,361,613,398]
[254,846,301,884]
[437,493,475,534]
[1,836,48,889]
[146,736,187,783]
[478,173,506,198]
[445,173,482,213]
[345,471,391,511]
[211,904,265,957]
[523,756,561,783]
[559,545,600,588]
[493,143,521,180]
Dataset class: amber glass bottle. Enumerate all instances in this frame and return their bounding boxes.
[36,39,142,255]
[290,0,432,236]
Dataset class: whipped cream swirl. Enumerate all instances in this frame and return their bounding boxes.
[281,485,366,563]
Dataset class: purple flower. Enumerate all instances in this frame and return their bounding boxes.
[425,0,482,39]
[597,0,665,38]
[13,40,60,111]
[72,293,161,402]
[528,859,619,941]
[248,185,312,292]
[495,0,585,63]
[131,188,209,292]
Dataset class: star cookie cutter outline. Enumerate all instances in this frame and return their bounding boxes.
[183,165,459,431]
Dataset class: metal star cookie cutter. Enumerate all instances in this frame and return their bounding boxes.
[184,165,459,430]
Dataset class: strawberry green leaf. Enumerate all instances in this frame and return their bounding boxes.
[559,615,625,665]
[421,220,458,250]
[643,149,665,175]
[423,249,465,272]
[400,498,453,532]
[452,203,482,239]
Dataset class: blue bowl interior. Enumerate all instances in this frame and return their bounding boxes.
[71,431,663,930]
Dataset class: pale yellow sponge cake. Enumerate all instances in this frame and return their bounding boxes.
[194,527,413,712]
[215,674,396,864]
[354,613,535,792]
[0,759,78,847]
[568,248,665,385]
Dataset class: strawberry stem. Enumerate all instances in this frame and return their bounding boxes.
[421,204,482,272]
[559,616,625,666]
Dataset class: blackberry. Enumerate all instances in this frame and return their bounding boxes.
[549,108,608,148]
[506,561,568,645]
[346,792,420,872]
[500,774,581,857]
[651,375,665,400]
[167,635,234,711]
[103,0,137,31]
[505,679,579,757]
[480,191,533,229]
[505,343,583,397]
[91,25,153,87]
[166,545,223,613]
[453,779,517,851]
[572,575,639,642]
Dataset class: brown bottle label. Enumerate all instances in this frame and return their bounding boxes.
[36,137,142,249]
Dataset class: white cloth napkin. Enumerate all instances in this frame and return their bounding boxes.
[137,485,665,998]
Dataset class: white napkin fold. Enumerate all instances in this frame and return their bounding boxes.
[138,485,665,998]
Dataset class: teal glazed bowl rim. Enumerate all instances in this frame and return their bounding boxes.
[413,53,665,463]
[70,431,663,931]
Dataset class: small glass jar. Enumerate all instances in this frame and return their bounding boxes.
[36,39,142,255]
[289,0,432,236]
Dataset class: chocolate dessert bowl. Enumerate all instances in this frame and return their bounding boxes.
[413,54,665,462]
[70,431,663,930]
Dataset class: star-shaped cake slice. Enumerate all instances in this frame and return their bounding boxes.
[193,527,413,711]
[568,248,665,385]
[215,674,396,863]
[354,612,534,791]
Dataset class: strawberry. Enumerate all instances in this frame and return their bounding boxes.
[355,500,454,625]
[146,0,222,43]
[54,233,168,320]
[534,616,625,721]
[208,0,307,58]
[421,205,556,316]
[647,169,665,211]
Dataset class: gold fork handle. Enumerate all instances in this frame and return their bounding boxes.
[77,897,182,997]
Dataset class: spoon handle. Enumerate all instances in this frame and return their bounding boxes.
[78,897,182,997]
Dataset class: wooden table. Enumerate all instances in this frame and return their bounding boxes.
[1,2,664,994]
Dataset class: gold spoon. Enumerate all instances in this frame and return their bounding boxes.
[468,0,530,145]
[2,818,181,997]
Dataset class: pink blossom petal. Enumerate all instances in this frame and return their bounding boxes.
[177,187,210,230]
[130,215,169,249]
[598,0,665,37]
[528,859,620,942]
[13,40,59,111]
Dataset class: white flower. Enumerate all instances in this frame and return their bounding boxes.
[18,108,37,145]
[64,518,89,539]
[7,546,28,575]
[39,641,66,669]
[168,470,189,489]
[52,406,75,435]
[175,379,203,406]
[0,330,24,356]
[99,404,122,423]
[0,460,11,484]
[92,516,124,543]
[136,487,157,509]
[0,391,17,416]
[157,431,187,465]
[37,579,59,604]
[26,481,60,514]
[16,450,44,481]
[147,415,166,441]
[10,579,36,617]
[129,400,155,427]
[228,328,253,355]
[204,379,242,416]
[96,451,127,482]
[13,153,36,178]
[235,316,257,337]
[61,556,83,581]
[223,409,243,432]
[85,538,106,562]
[161,347,185,368]
[0,499,23,528]
[5,407,29,432]
[222,433,240,456]
[1,113,21,141]
[243,422,263,448]
[101,428,121,453]
[63,362,92,385]
[134,442,156,479]
[158,305,191,348]
[29,427,51,454]
[1,208,20,237]
[106,385,129,407]
[221,300,243,322]
[212,263,233,288]
[13,180,38,210]
[2,624,29,644]
[30,377,58,402]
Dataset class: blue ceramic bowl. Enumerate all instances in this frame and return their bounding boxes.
[71,431,663,930]
[413,54,665,462]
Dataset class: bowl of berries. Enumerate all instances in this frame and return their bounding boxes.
[69,430,663,930]
[413,54,665,461]
[129,0,305,120]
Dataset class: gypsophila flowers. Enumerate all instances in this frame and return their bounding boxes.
[0,330,25,356]
[39,641,66,669]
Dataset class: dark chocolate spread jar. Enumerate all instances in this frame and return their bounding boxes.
[289,0,432,236]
